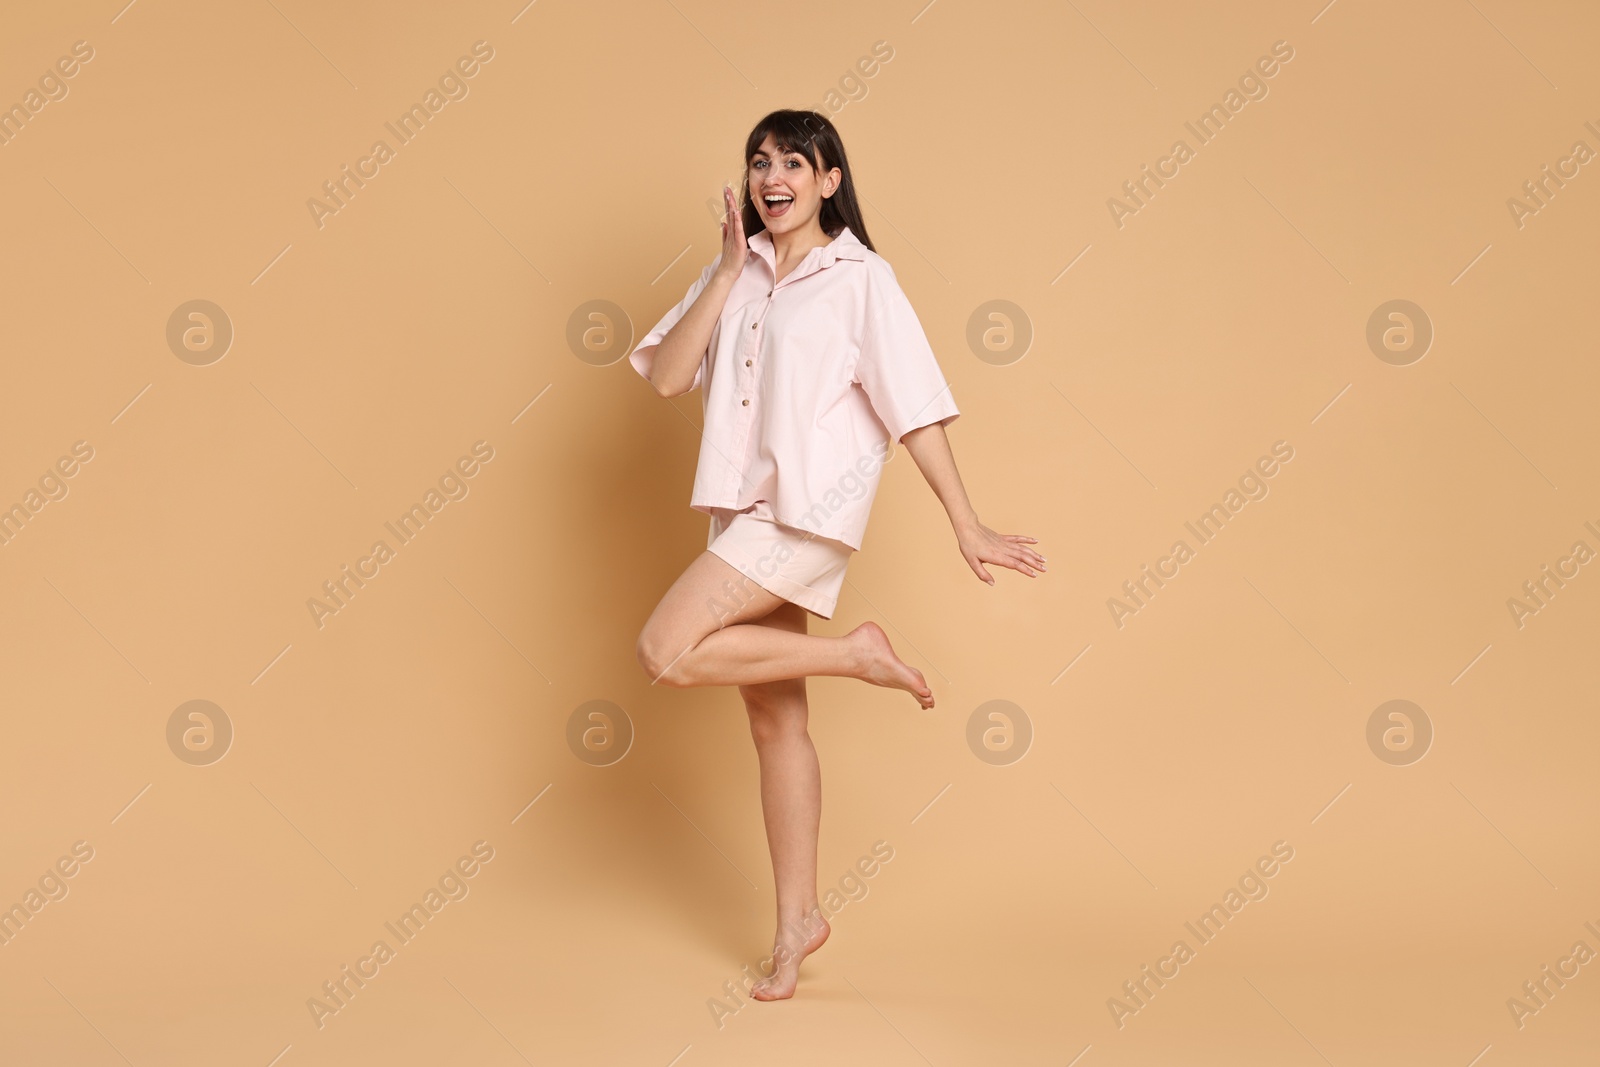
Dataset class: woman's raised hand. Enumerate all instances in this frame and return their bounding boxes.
[716,183,748,280]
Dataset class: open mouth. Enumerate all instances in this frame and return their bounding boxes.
[762,193,794,217]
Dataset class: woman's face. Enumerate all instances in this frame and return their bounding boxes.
[747,133,840,237]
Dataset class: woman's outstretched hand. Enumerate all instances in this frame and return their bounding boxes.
[957,520,1046,585]
[716,183,748,281]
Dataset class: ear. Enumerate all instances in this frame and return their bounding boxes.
[824,168,842,199]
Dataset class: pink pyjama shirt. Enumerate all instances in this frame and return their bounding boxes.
[629,225,960,551]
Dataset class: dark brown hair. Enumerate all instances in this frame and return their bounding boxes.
[739,109,875,252]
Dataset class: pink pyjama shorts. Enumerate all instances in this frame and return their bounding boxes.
[706,499,854,620]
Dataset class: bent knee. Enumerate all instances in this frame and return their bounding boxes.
[636,627,691,686]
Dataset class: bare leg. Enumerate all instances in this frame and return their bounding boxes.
[734,601,830,1000]
[635,550,934,707]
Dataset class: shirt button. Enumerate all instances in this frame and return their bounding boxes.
[751,322,758,330]
[745,359,752,366]
[741,398,750,406]
[767,290,773,296]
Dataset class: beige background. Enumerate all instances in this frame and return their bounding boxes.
[2,0,1597,1064]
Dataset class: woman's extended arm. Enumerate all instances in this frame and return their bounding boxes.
[643,185,748,398]
[900,421,1046,584]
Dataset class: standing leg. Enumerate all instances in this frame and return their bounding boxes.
[737,600,830,1000]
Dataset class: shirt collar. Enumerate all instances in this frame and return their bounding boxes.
[748,225,866,276]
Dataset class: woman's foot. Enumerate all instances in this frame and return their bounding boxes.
[749,910,831,1001]
[847,622,935,708]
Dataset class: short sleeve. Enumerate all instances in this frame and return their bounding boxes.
[851,264,960,443]
[629,255,722,392]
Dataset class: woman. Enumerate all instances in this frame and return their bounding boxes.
[631,109,1045,1000]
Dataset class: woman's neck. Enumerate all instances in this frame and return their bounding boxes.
[768,221,834,272]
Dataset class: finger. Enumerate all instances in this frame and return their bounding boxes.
[998,552,1036,577]
[1000,549,1038,576]
[1008,539,1046,564]
[969,555,995,586]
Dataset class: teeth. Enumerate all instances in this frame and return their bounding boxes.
[764,195,792,202]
